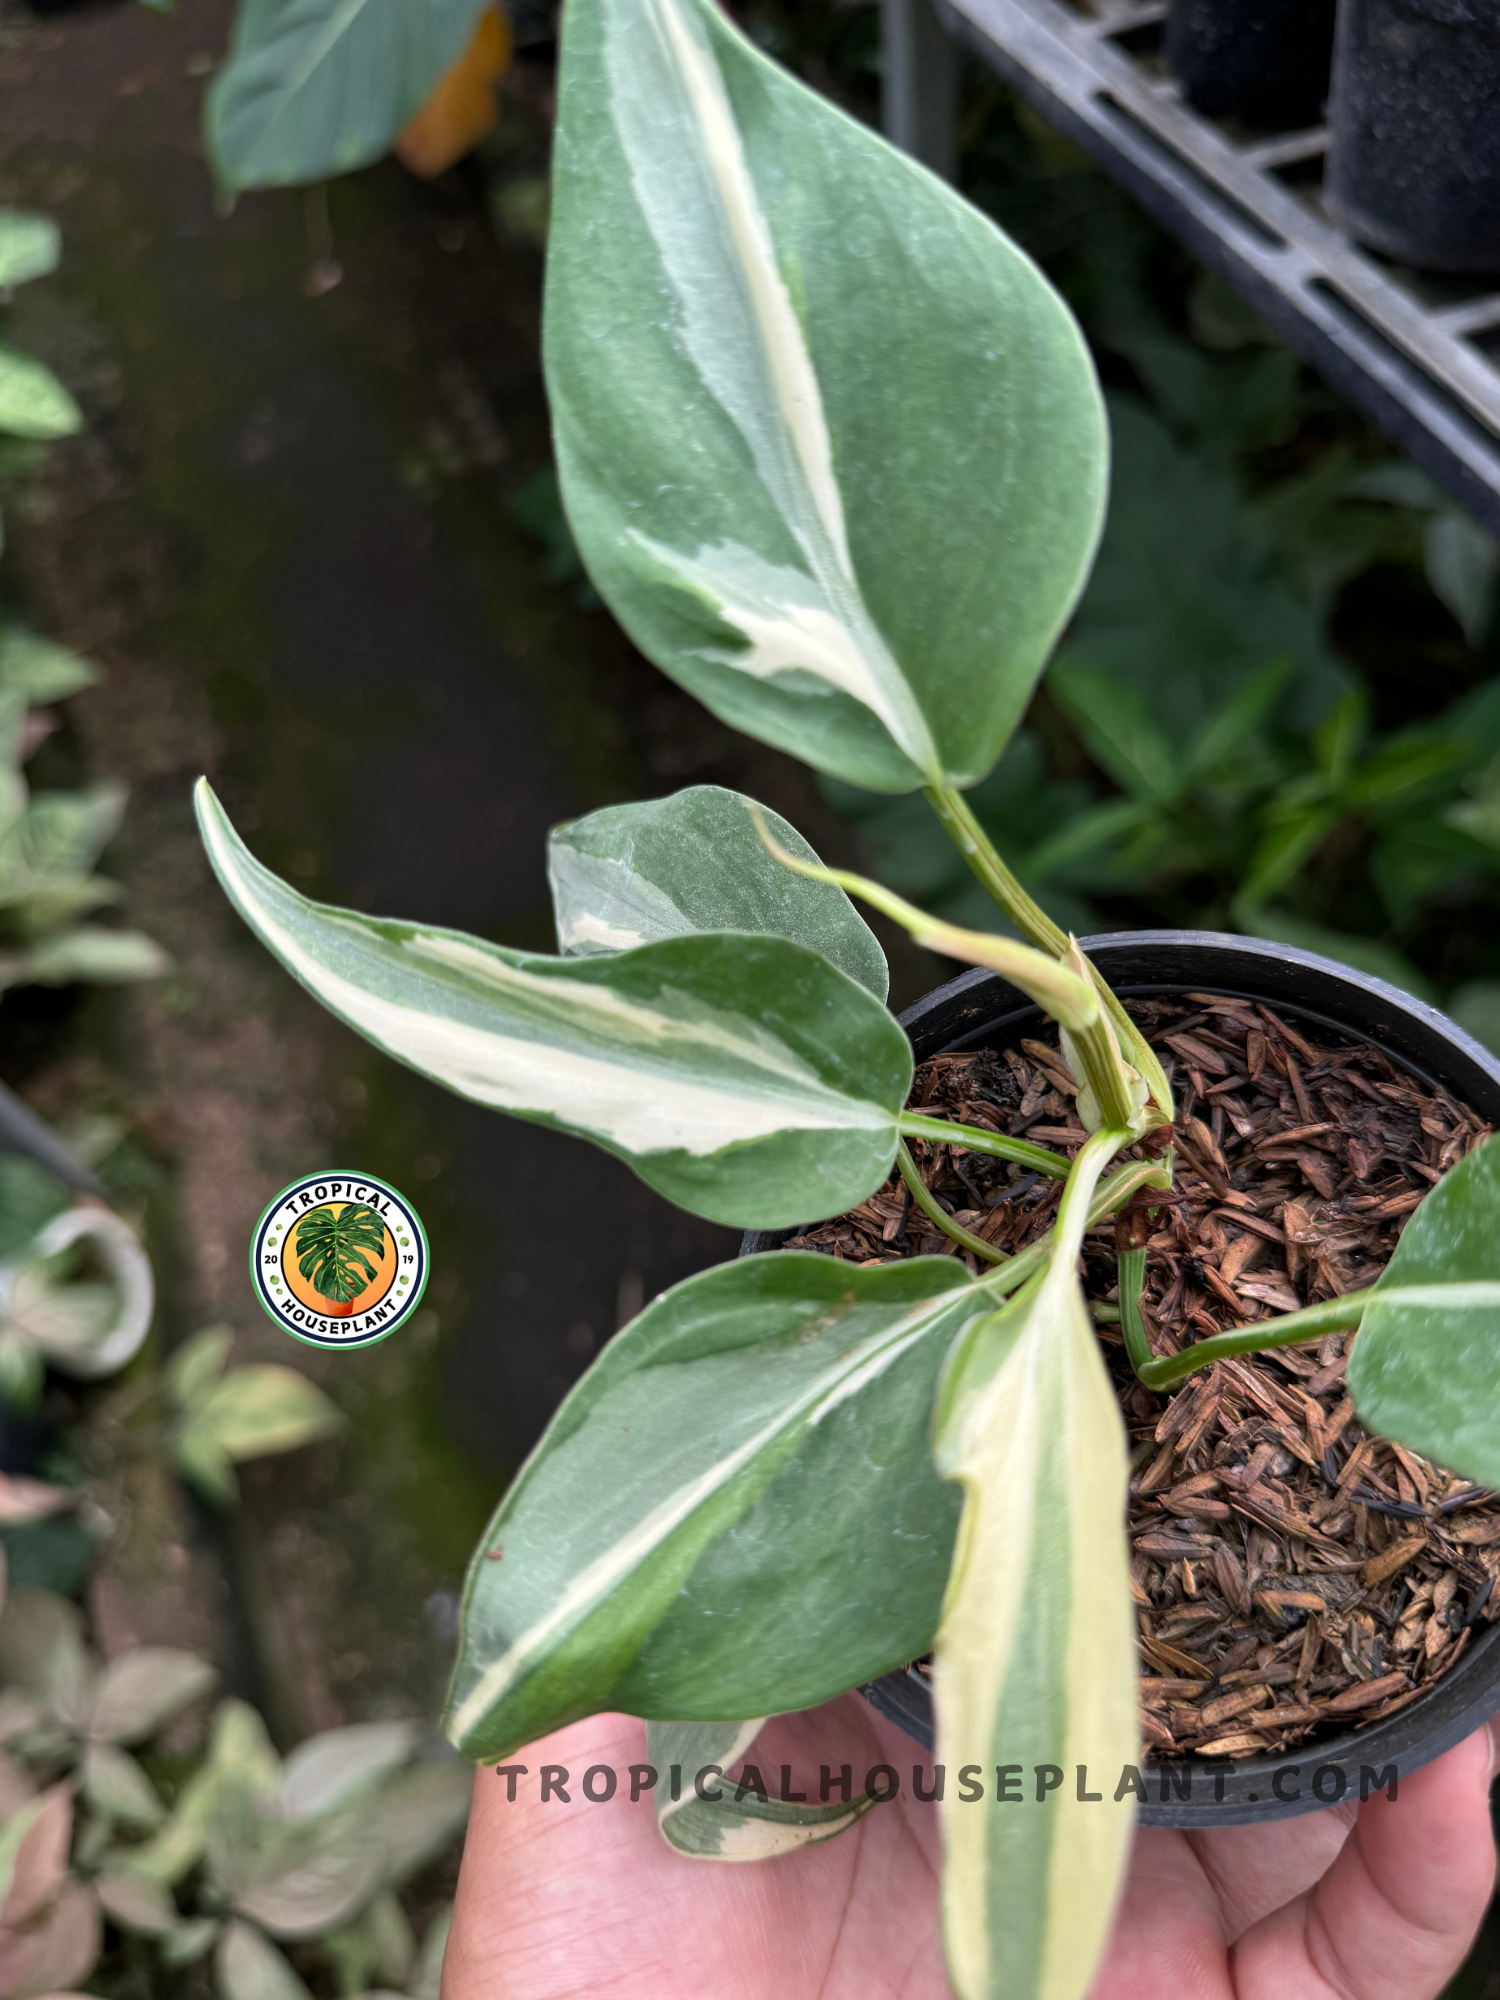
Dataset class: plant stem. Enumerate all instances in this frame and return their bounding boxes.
[896,1111,1071,1179]
[1136,1290,1375,1392]
[921,784,1176,1120]
[896,1141,1008,1265]
[974,1154,1173,1303]
[1117,1245,1152,1376]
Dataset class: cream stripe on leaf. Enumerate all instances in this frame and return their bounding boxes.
[196,781,908,1229]
[646,1719,877,1859]
[932,1132,1138,2000]
[548,785,887,999]
[443,1252,978,1762]
[545,0,1107,794]
[1350,1135,1500,1487]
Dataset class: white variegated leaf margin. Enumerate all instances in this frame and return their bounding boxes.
[546,0,1107,792]
[195,780,909,1229]
[646,1718,875,1858]
[933,1133,1137,2000]
[444,1253,976,1761]
[548,784,888,998]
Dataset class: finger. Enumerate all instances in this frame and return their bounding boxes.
[1235,1721,1499,2000]
[1184,1796,1357,1943]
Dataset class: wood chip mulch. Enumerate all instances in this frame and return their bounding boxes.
[784,992,1500,1760]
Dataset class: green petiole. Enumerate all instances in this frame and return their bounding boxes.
[1135,1290,1374,1391]
[1116,1245,1152,1377]
[896,1140,1008,1266]
[897,1111,1071,1180]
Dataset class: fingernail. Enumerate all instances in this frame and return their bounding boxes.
[1486,1718,1500,1783]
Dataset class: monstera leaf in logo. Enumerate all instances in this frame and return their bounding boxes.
[293,1204,387,1317]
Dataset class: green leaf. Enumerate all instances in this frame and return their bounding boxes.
[197,780,910,1230]
[545,0,1105,793]
[292,1202,387,1304]
[206,0,490,192]
[82,1743,168,1828]
[215,1918,314,2000]
[1047,663,1180,806]
[931,1202,1136,2000]
[0,627,96,703]
[364,1760,471,1888]
[549,785,888,1000]
[0,346,80,440]
[0,1590,92,1721]
[174,1366,344,1476]
[1425,511,1498,648]
[647,1717,876,1857]
[168,1326,235,1409]
[275,1721,417,1820]
[1349,1137,1500,1486]
[1449,981,1500,1057]
[7,924,168,986]
[96,1865,178,1933]
[129,1701,283,1889]
[88,1647,218,1745]
[0,213,60,290]
[445,1251,973,1762]
[0,784,125,885]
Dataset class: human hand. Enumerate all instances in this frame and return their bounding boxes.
[442,1695,1498,2000]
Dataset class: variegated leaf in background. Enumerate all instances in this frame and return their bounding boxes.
[646,1717,876,1858]
[932,1139,1137,2000]
[206,0,490,192]
[197,782,909,1228]
[445,1252,975,1762]
[545,0,1107,794]
[548,784,888,998]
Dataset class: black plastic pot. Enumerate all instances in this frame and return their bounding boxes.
[1166,0,1336,128]
[743,929,1500,1827]
[1327,0,1500,274]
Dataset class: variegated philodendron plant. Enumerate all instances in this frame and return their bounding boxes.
[191,0,1500,1993]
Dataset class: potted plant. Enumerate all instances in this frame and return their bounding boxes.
[1327,0,1500,273]
[189,0,1500,1992]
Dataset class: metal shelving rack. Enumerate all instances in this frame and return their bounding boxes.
[883,0,1500,537]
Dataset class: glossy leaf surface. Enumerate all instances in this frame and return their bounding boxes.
[198,781,910,1229]
[549,784,887,998]
[445,1251,975,1761]
[545,0,1106,792]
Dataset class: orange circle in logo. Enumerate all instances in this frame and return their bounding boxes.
[281,1202,400,1319]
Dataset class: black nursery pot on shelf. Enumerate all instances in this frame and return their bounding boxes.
[1327,0,1500,274]
[1165,0,1337,129]
[743,930,1500,1828]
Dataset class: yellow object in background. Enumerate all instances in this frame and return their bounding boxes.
[396,5,513,178]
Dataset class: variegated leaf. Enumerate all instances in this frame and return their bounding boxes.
[445,1252,977,1762]
[197,782,909,1229]
[647,1717,875,1858]
[1349,1135,1500,1485]
[545,0,1106,793]
[549,785,887,999]
[932,1141,1137,2000]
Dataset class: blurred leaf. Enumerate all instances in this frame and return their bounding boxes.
[1424,511,1498,648]
[1448,981,1500,1056]
[411,1906,451,2000]
[81,1743,166,1829]
[88,1647,218,1747]
[207,0,490,191]
[0,215,59,290]
[214,1919,313,2000]
[161,1914,220,1966]
[130,1701,282,1888]
[0,1159,68,1264]
[276,1722,416,1822]
[0,350,79,443]
[7,1208,154,1380]
[0,631,94,704]
[175,1366,344,1475]
[0,1592,91,1722]
[216,1810,386,1941]
[167,1326,235,1410]
[95,1866,177,1935]
[367,1760,470,1889]
[8,924,168,986]
[1048,663,1179,805]
[0,1784,71,1927]
[323,1888,415,1995]
[0,1875,99,1998]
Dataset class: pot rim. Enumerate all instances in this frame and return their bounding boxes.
[743,927,1500,1828]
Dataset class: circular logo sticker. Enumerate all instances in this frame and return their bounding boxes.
[250,1172,429,1349]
